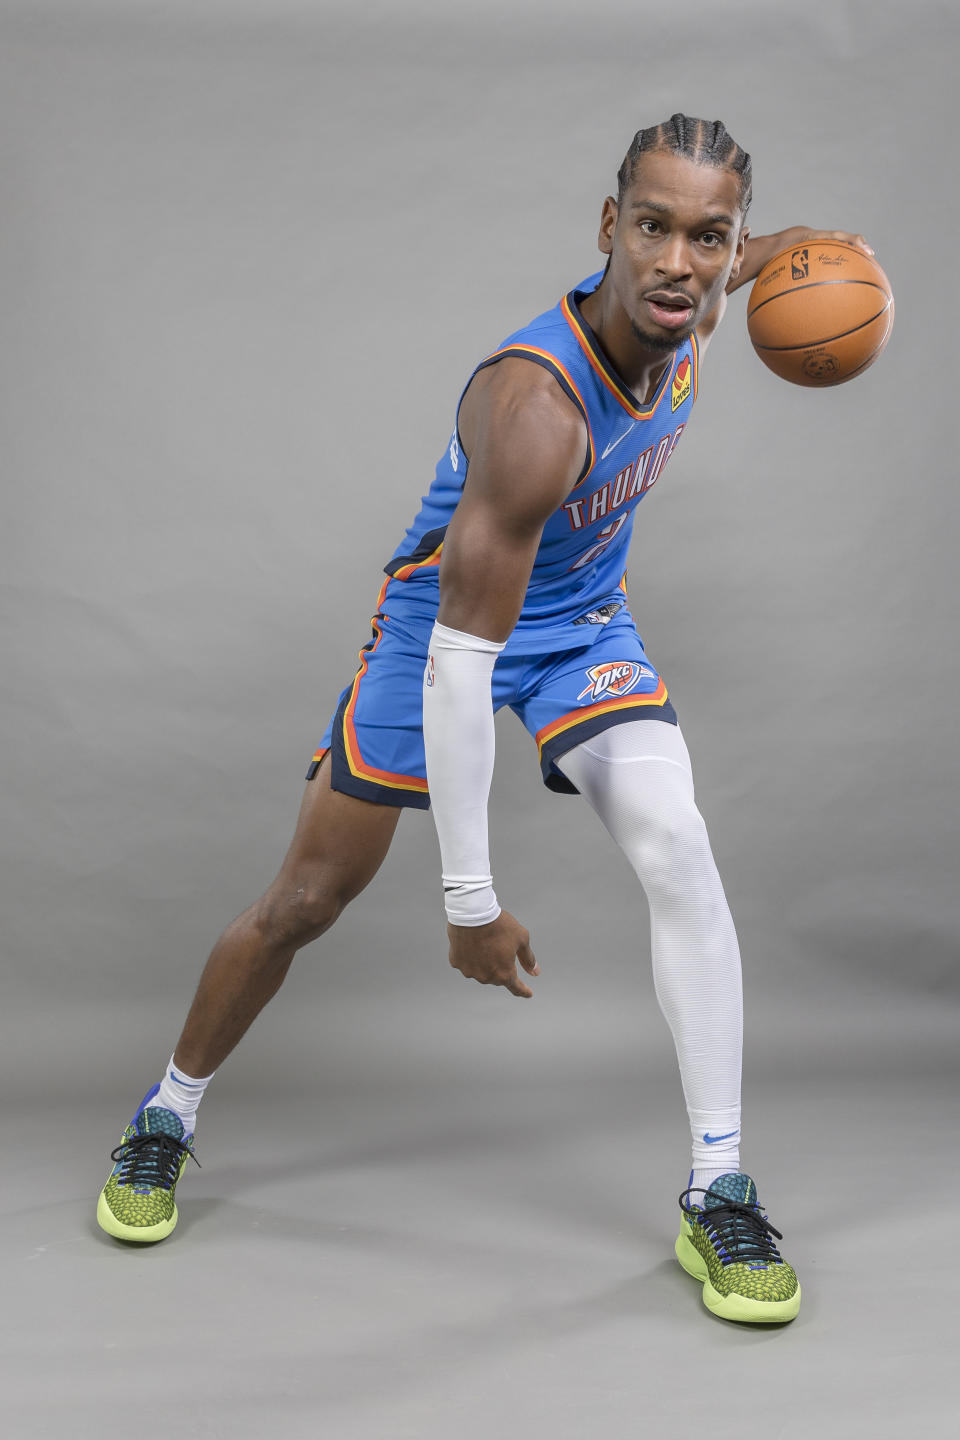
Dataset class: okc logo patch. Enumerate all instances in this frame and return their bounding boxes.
[672,356,691,411]
[578,661,652,703]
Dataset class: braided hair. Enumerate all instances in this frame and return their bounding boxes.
[617,114,752,214]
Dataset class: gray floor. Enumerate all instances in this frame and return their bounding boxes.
[5,989,956,1439]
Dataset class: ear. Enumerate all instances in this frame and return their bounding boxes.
[597,196,618,256]
[727,224,750,285]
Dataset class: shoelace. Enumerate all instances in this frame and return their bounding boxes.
[111,1131,201,1191]
[678,1186,784,1267]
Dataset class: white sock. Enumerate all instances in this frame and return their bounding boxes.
[152,1054,215,1136]
[688,1105,742,1203]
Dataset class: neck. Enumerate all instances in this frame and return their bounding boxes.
[579,279,677,405]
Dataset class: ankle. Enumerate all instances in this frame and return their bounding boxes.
[153,1054,216,1134]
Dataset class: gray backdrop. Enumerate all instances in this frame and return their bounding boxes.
[3,1,957,1436]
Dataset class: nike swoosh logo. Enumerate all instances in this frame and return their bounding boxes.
[600,423,635,459]
[703,1130,740,1144]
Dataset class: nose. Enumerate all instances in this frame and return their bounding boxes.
[656,235,694,281]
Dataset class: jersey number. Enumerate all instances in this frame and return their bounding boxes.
[569,513,628,571]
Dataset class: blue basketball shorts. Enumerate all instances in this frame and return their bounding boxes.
[306,579,677,809]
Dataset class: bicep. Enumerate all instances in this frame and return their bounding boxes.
[438,492,541,641]
[437,362,586,640]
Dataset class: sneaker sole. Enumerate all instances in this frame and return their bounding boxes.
[675,1227,801,1324]
[96,1189,179,1244]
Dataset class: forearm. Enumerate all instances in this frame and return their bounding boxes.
[425,518,532,923]
[422,621,505,926]
[728,226,875,293]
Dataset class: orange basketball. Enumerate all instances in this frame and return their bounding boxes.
[747,241,894,386]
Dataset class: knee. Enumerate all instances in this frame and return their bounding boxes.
[255,874,346,950]
[627,799,715,900]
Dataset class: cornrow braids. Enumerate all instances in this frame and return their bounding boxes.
[617,113,752,214]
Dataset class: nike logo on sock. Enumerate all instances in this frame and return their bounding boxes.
[703,1130,740,1144]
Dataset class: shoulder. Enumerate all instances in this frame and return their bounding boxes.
[460,354,587,465]
[454,356,586,524]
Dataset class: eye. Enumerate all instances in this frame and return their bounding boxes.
[699,232,724,248]
[638,219,661,235]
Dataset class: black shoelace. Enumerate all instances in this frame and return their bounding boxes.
[679,1186,784,1267]
[111,1131,200,1191]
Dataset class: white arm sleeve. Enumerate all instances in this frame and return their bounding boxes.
[422,620,506,927]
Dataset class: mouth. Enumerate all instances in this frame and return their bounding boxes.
[643,290,696,331]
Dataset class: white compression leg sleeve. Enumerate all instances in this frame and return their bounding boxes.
[558,722,743,1192]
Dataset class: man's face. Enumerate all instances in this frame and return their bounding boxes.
[599,150,748,351]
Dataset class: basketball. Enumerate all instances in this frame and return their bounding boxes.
[746,241,894,387]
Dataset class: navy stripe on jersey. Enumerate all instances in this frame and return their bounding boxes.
[385,524,448,580]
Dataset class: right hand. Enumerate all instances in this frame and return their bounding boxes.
[447,909,540,999]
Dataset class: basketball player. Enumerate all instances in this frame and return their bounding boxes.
[97,115,873,1324]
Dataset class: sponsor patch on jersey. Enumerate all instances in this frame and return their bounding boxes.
[577,660,654,703]
[671,356,692,412]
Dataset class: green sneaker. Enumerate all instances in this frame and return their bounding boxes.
[97,1085,199,1243]
[675,1172,801,1323]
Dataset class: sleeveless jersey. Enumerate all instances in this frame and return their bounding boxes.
[383,270,699,655]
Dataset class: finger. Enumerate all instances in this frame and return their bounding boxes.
[504,969,534,999]
[517,937,539,976]
[843,232,874,256]
[827,229,875,256]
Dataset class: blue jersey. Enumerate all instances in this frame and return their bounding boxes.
[384,271,700,654]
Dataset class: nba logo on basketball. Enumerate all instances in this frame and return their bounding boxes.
[672,357,692,411]
[578,661,647,703]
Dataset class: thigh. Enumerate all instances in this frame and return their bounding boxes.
[557,719,697,834]
[561,716,694,776]
[511,616,678,794]
[277,755,402,906]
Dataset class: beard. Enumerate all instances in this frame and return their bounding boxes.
[629,316,694,352]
